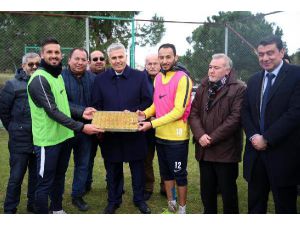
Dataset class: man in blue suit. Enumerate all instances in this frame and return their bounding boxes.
[92,43,152,214]
[242,35,300,213]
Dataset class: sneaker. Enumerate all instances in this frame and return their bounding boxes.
[168,200,177,213]
[52,210,67,214]
[178,205,186,214]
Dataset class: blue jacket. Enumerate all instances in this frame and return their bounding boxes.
[61,68,95,121]
[0,69,33,153]
[92,66,153,162]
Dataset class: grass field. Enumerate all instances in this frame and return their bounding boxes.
[0,128,299,214]
[0,73,14,86]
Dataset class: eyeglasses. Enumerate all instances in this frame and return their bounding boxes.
[27,62,40,68]
[92,57,105,62]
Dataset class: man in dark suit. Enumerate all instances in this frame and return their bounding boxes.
[242,35,300,213]
[91,42,152,214]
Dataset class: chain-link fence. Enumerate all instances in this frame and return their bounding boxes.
[0,11,296,90]
[0,12,86,74]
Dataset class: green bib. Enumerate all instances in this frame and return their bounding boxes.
[28,69,74,146]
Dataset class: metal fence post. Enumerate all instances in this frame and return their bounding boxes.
[130,17,136,68]
[85,17,90,54]
[225,25,228,55]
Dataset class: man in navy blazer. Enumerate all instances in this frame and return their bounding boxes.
[242,35,300,213]
[92,43,152,214]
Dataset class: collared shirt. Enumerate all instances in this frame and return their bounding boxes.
[115,71,124,76]
[250,60,283,140]
[260,60,283,111]
[262,60,283,94]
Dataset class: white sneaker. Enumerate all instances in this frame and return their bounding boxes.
[52,210,67,214]
[178,205,186,214]
[167,201,177,213]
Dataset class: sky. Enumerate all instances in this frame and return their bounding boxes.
[134,11,300,66]
[2,0,299,67]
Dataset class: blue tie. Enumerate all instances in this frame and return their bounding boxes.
[260,73,275,133]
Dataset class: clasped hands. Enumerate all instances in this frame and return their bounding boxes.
[198,134,212,147]
[251,134,268,151]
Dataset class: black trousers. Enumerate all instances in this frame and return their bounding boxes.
[144,140,155,193]
[248,155,297,214]
[34,142,71,214]
[105,160,144,205]
[4,152,37,213]
[199,161,239,214]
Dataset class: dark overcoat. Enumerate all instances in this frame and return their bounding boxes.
[242,62,300,187]
[92,65,152,162]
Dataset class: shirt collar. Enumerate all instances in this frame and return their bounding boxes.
[111,66,129,79]
[264,60,283,78]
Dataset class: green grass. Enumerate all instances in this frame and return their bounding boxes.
[0,73,14,85]
[0,128,299,214]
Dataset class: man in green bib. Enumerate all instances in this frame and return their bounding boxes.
[27,38,102,214]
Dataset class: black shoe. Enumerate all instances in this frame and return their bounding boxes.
[134,202,151,214]
[160,190,167,197]
[103,203,120,214]
[27,204,35,213]
[144,191,153,201]
[72,197,89,211]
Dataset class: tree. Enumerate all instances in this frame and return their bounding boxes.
[0,12,86,72]
[181,11,284,83]
[291,50,300,65]
[0,12,165,72]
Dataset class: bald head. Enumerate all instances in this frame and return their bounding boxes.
[145,54,160,77]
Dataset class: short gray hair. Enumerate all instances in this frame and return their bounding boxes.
[211,53,233,69]
[22,52,40,64]
[107,43,126,57]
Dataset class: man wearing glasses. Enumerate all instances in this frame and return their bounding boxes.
[89,50,106,75]
[86,50,107,194]
[0,52,40,213]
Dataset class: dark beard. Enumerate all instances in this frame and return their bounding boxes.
[160,60,177,75]
[40,59,62,77]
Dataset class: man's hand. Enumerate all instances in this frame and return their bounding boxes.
[251,134,267,150]
[82,124,104,135]
[138,121,152,132]
[199,134,212,147]
[136,110,146,122]
[83,107,97,120]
